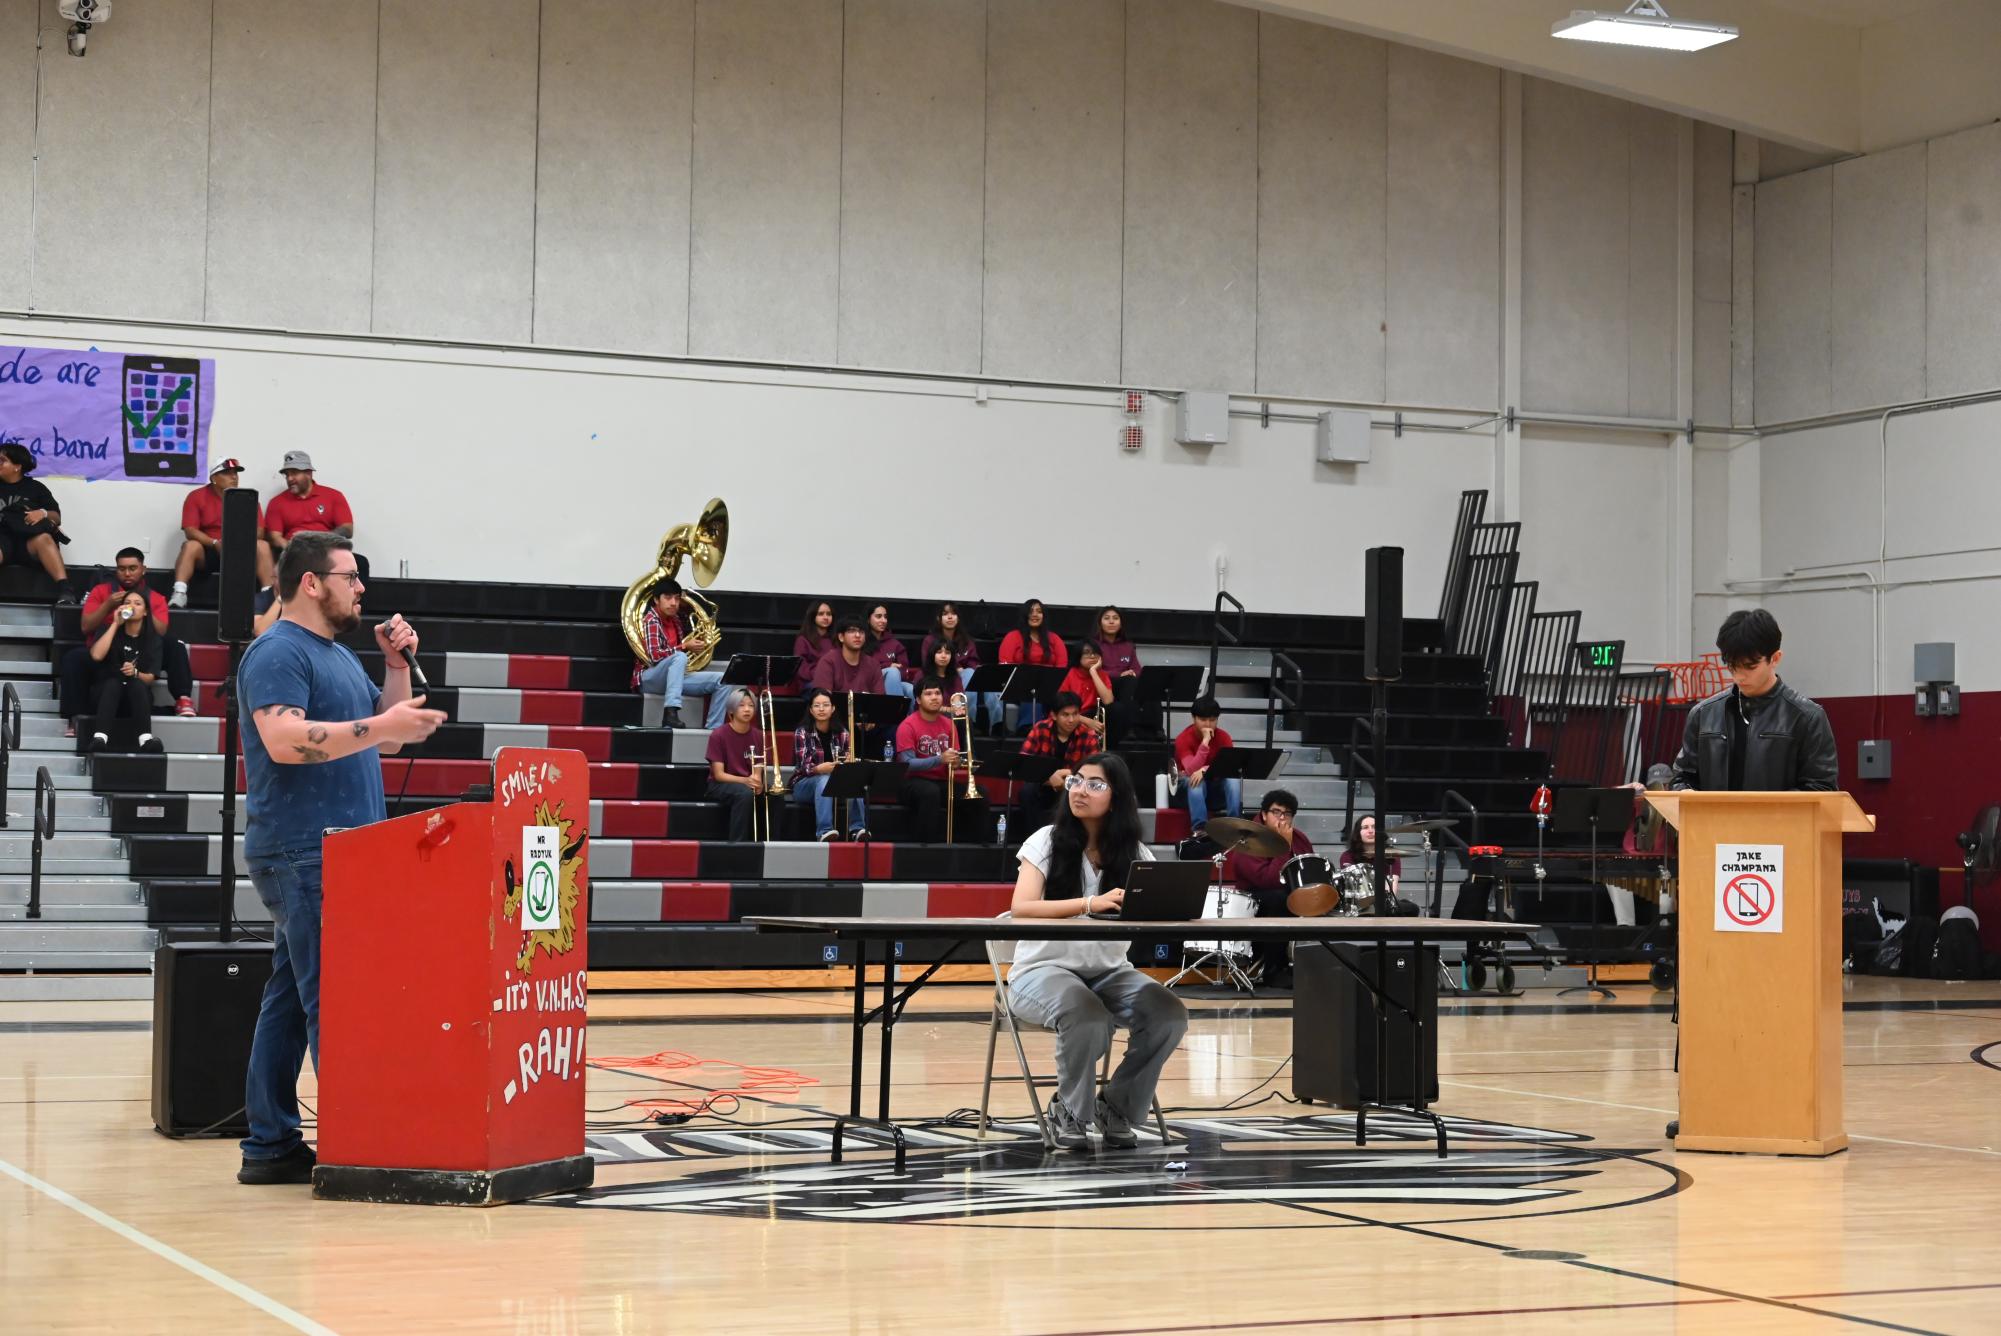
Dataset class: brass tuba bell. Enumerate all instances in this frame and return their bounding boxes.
[620,498,729,672]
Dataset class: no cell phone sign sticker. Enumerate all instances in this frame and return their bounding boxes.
[1715,844,1785,933]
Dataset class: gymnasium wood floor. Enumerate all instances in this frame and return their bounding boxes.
[4,975,1999,1335]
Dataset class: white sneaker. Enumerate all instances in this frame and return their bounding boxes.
[167,589,188,609]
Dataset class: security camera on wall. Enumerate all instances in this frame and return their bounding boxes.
[57,0,110,57]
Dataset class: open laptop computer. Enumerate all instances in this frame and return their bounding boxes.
[1087,859,1213,920]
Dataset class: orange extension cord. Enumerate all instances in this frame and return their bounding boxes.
[588,1051,821,1120]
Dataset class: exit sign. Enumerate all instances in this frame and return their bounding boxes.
[1584,642,1621,669]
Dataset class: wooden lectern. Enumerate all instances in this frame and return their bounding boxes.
[1646,790,1873,1156]
[313,748,594,1205]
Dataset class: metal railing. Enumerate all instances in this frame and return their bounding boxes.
[1266,651,1302,752]
[0,682,18,829]
[26,765,54,920]
[1341,716,1378,834]
[1207,590,1245,688]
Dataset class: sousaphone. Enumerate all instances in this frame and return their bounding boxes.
[619,498,729,671]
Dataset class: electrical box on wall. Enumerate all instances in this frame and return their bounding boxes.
[1174,391,1230,446]
[1315,409,1372,464]
[1857,739,1891,780]
[1914,642,1955,683]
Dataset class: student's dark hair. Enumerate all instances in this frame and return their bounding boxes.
[1079,639,1104,660]
[1052,691,1083,712]
[915,675,949,699]
[833,615,865,638]
[1017,598,1050,653]
[797,598,835,644]
[1345,814,1380,861]
[1715,608,1782,667]
[1191,694,1222,720]
[115,546,145,565]
[649,577,683,602]
[0,442,35,472]
[276,532,354,600]
[931,601,970,650]
[1044,753,1145,900]
[1261,788,1299,815]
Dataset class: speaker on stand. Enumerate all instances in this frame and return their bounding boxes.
[152,486,268,1139]
[1363,548,1402,917]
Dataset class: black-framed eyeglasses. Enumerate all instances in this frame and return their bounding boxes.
[1264,808,1296,821]
[313,569,363,587]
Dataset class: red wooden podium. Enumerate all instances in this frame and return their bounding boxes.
[312,748,594,1205]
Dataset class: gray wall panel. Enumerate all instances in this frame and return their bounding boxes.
[1121,0,1257,390]
[32,0,211,320]
[838,0,985,374]
[206,0,376,331]
[981,0,1123,384]
[1693,121,1733,428]
[533,0,694,354]
[1521,80,1627,416]
[1625,107,1680,421]
[1831,143,1926,413]
[1385,46,1499,408]
[1255,17,1386,402]
[1753,168,1831,423]
[1926,122,2001,398]
[372,0,540,343]
[688,0,843,364]
[0,0,35,309]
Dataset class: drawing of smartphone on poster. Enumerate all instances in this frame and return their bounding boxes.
[121,355,202,479]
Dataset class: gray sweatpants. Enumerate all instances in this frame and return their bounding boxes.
[1006,965,1189,1127]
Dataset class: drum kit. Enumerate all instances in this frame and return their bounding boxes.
[1167,813,1460,991]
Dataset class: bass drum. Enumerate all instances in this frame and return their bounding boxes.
[1188,888,1259,958]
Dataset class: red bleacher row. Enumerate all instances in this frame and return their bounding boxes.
[634,883,1015,923]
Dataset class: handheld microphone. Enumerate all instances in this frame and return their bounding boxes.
[399,646,430,694]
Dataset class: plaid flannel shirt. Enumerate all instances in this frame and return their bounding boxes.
[631,605,685,690]
[1020,717,1098,771]
[792,724,853,788]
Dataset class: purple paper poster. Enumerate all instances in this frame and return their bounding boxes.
[0,344,218,484]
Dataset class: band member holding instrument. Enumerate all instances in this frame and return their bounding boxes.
[793,599,837,690]
[1225,789,1313,988]
[791,688,865,842]
[1341,815,1402,901]
[999,598,1069,734]
[1092,606,1143,744]
[895,677,960,843]
[706,688,766,842]
[1175,696,1242,828]
[1018,692,1099,822]
[810,617,886,694]
[632,578,729,730]
[866,603,914,700]
[1007,753,1188,1151]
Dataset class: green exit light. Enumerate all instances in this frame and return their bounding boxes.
[1586,642,1619,669]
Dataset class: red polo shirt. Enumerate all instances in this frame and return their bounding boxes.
[264,484,354,540]
[182,485,262,542]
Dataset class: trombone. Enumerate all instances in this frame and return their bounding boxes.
[749,674,786,841]
[946,691,981,844]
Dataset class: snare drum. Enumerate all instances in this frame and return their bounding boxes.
[1188,887,1259,958]
[1279,854,1336,893]
[1333,863,1376,916]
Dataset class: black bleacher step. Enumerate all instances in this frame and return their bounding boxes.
[1354,745,1548,780]
[587,925,993,972]
[1302,684,1492,716]
[1299,713,1508,747]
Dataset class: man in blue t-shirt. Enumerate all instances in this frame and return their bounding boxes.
[235,532,446,1185]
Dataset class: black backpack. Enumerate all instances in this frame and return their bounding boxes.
[1932,913,1984,980]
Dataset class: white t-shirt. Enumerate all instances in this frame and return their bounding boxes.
[1010,825,1156,979]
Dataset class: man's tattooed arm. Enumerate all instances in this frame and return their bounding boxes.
[292,745,332,763]
[250,702,385,766]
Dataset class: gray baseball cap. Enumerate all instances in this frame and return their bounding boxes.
[281,449,315,472]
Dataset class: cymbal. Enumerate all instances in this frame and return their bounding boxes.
[1286,883,1340,918]
[1202,816,1288,858]
[1387,817,1459,835]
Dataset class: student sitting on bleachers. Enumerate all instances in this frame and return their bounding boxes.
[922,601,997,732]
[1091,605,1144,744]
[705,689,766,842]
[793,598,836,689]
[1224,789,1312,988]
[1018,692,1098,822]
[1174,695,1242,829]
[791,688,866,842]
[895,677,962,843]
[630,578,728,730]
[83,589,163,752]
[999,598,1068,734]
[62,548,197,735]
[0,442,76,603]
[810,617,885,694]
[865,603,913,700]
[1058,640,1111,735]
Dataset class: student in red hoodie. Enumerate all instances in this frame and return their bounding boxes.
[998,598,1069,733]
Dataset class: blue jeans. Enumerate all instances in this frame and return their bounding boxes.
[1185,775,1242,828]
[639,652,728,727]
[790,773,867,837]
[883,665,911,701]
[241,846,325,1162]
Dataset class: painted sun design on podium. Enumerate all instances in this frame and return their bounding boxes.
[504,799,586,974]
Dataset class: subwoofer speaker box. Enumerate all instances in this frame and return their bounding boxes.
[151,941,273,1137]
[1291,942,1438,1107]
[1364,546,1403,682]
[217,487,261,643]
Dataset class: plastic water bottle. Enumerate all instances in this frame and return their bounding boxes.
[883,738,894,761]
[995,814,1008,847]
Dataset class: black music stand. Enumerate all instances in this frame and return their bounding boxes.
[1551,786,1634,1001]
[823,757,903,841]
[965,664,1067,733]
[1205,746,1288,784]
[979,749,1065,831]
[834,690,910,762]
[1137,664,1205,738]
[722,655,804,732]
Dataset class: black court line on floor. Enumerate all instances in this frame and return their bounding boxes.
[0,1021,151,1034]
[1974,1041,2001,1073]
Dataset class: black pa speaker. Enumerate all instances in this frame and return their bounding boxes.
[217,487,261,643]
[1291,943,1438,1107]
[151,941,274,1137]
[1363,546,1403,682]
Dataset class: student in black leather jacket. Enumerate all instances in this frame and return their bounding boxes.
[1671,609,1838,792]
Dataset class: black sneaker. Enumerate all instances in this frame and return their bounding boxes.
[53,582,79,607]
[1045,1097,1091,1152]
[661,707,686,730]
[238,1143,317,1185]
[1095,1096,1140,1149]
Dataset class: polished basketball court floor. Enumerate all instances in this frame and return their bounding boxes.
[4,976,1999,1334]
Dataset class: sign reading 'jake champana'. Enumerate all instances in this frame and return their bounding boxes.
[1715,844,1784,934]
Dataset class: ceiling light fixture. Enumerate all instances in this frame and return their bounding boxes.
[1552,0,1738,51]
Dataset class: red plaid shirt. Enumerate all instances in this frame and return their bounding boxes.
[631,605,686,690]
[1021,716,1097,770]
